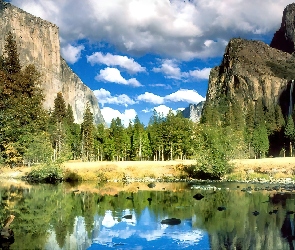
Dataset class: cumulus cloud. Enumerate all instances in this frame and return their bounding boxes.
[153,59,211,80]
[87,52,146,74]
[154,105,172,117]
[139,89,205,115]
[137,92,164,105]
[152,59,182,79]
[101,107,137,127]
[96,67,142,87]
[11,0,291,60]
[189,68,212,80]
[93,88,136,107]
[165,89,205,104]
[61,44,84,64]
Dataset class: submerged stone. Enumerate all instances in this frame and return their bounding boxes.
[161,218,181,225]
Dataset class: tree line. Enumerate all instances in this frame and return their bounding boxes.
[5,31,292,179]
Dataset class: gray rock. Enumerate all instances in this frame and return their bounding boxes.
[0,0,105,124]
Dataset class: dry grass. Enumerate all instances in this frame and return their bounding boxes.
[1,158,295,183]
[62,160,196,181]
[229,157,295,180]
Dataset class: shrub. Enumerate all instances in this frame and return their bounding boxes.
[63,169,82,183]
[24,162,63,183]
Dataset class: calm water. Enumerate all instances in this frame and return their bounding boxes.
[0,181,295,250]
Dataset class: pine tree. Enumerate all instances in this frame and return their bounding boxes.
[51,92,67,123]
[252,124,269,158]
[81,103,95,161]
[0,33,47,166]
[65,104,75,124]
[284,115,295,156]
[3,31,21,75]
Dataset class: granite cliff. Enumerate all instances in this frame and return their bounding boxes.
[182,102,204,123]
[0,0,104,124]
[204,3,295,121]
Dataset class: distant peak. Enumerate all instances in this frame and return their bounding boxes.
[270,3,295,53]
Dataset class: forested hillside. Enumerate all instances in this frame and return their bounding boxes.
[0,33,247,179]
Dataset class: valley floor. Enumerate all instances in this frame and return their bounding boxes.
[0,157,295,182]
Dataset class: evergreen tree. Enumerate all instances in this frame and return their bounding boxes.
[65,104,75,124]
[254,98,265,126]
[275,104,285,131]
[2,31,21,75]
[0,33,47,166]
[94,123,108,161]
[252,124,269,158]
[51,92,67,123]
[109,117,125,161]
[284,115,295,156]
[81,103,95,161]
[131,116,151,160]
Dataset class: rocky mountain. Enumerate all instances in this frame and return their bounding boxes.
[204,3,295,121]
[0,0,105,124]
[270,3,295,54]
[182,102,204,123]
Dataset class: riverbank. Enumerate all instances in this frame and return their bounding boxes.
[0,157,294,182]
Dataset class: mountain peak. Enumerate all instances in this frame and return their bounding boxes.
[270,3,295,53]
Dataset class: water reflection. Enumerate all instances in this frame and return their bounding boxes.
[1,182,295,249]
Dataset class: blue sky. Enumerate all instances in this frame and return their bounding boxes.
[8,0,295,126]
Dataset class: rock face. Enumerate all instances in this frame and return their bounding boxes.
[182,102,204,123]
[205,37,295,118]
[270,3,295,54]
[0,0,105,124]
[205,3,295,120]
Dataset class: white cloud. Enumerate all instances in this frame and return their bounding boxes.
[93,88,136,107]
[153,60,211,80]
[154,105,172,117]
[61,44,84,64]
[142,108,152,113]
[189,68,212,80]
[101,107,137,127]
[11,0,291,60]
[153,59,182,79]
[137,92,164,105]
[136,89,205,105]
[165,89,205,104]
[148,83,172,89]
[96,67,142,87]
[87,52,146,74]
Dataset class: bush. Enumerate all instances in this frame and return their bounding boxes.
[63,169,82,183]
[24,162,63,183]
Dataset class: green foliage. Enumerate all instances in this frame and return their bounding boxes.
[2,31,21,74]
[267,60,295,81]
[190,125,237,179]
[0,32,47,166]
[63,169,82,182]
[51,92,67,123]
[284,115,295,141]
[252,124,269,158]
[81,103,95,161]
[25,162,63,183]
[23,132,53,164]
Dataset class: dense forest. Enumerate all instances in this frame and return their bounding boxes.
[0,32,294,178]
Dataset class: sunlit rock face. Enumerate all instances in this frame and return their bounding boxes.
[182,102,204,123]
[0,0,105,124]
[205,3,295,118]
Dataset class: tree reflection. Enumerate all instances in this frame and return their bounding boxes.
[1,183,295,249]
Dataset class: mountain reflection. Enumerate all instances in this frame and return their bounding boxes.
[1,182,295,249]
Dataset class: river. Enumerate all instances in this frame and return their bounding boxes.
[0,181,294,249]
